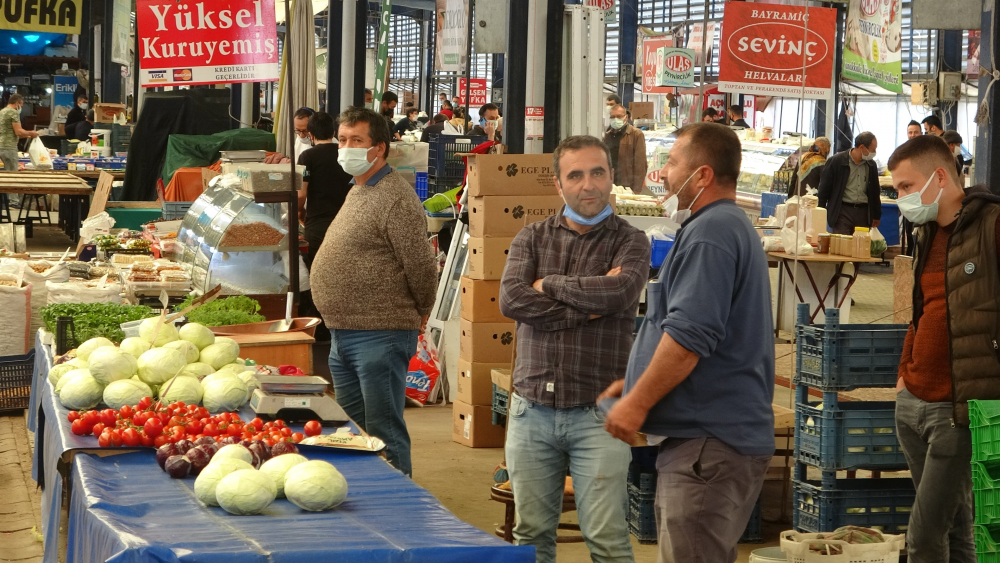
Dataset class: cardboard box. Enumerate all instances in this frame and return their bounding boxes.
[491,368,512,392]
[94,103,126,123]
[202,168,220,192]
[467,195,565,237]
[630,102,654,120]
[459,319,516,363]
[452,400,506,448]
[460,276,508,322]
[465,153,558,197]
[468,237,513,280]
[457,359,509,406]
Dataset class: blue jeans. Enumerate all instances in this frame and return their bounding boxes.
[505,393,634,563]
[328,329,418,476]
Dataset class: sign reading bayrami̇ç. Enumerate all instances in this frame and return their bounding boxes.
[718,2,837,99]
[136,0,279,87]
[656,47,695,88]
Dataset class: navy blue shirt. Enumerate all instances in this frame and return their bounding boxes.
[624,199,775,456]
[350,163,392,186]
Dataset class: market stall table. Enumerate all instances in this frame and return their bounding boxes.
[0,172,93,240]
[769,252,884,337]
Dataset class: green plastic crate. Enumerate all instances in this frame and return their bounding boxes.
[976,523,1000,562]
[971,400,1000,462]
[975,460,1000,525]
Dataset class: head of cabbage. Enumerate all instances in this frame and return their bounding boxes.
[260,453,307,498]
[67,357,88,369]
[88,347,138,385]
[162,340,200,364]
[119,337,152,359]
[213,444,254,465]
[76,337,115,361]
[47,363,77,387]
[103,379,153,410]
[54,368,91,395]
[59,372,105,410]
[237,371,260,402]
[158,376,203,405]
[194,458,254,506]
[215,469,277,515]
[178,322,216,350]
[179,362,215,379]
[283,460,349,511]
[138,317,179,347]
[214,363,250,378]
[199,339,240,369]
[202,376,249,412]
[136,347,186,386]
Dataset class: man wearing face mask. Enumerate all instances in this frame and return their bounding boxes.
[603,104,647,194]
[293,107,315,162]
[941,130,965,179]
[0,94,38,172]
[65,89,88,133]
[309,107,438,477]
[601,123,775,563]
[887,134,1000,563]
[499,135,649,563]
[818,132,882,235]
[469,103,502,144]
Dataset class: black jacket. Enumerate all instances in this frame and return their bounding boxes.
[420,122,445,143]
[817,149,882,225]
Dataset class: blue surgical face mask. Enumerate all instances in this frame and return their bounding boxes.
[558,179,613,225]
[897,172,943,225]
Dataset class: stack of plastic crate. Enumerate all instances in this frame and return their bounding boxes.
[972,400,1000,562]
[427,134,484,194]
[791,303,915,535]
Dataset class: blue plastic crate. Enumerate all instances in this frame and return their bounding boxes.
[628,484,657,544]
[491,383,509,426]
[794,306,907,391]
[428,134,486,180]
[795,400,907,471]
[760,192,788,219]
[650,237,674,269]
[793,478,914,534]
[739,496,763,544]
[162,201,193,220]
[415,172,429,201]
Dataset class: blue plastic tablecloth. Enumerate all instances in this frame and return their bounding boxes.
[66,450,532,563]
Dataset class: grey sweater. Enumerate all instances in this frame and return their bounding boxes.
[310,169,438,330]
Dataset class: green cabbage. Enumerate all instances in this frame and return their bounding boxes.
[283,460,349,511]
[212,444,254,465]
[55,368,91,395]
[260,453,307,498]
[59,372,105,410]
[237,371,260,402]
[77,337,115,361]
[158,376,203,404]
[215,469,277,515]
[178,322,216,350]
[136,347,187,386]
[163,340,200,363]
[138,317,179,347]
[194,458,254,506]
[47,363,77,387]
[179,362,216,378]
[119,337,151,359]
[215,363,249,378]
[199,339,240,369]
[103,379,153,410]
[88,347,138,385]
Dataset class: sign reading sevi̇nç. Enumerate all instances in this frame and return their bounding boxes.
[718,2,837,99]
[136,0,279,87]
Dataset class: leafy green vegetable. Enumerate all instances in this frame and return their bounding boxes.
[41,303,153,345]
[179,295,266,327]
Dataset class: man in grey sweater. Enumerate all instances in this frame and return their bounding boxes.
[310,107,438,477]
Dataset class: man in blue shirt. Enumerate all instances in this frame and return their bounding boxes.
[601,122,775,563]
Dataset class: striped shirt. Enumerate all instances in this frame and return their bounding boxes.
[499,210,650,408]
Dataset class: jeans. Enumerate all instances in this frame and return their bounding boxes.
[655,437,770,563]
[328,328,418,476]
[895,388,976,563]
[505,393,633,563]
[0,148,17,173]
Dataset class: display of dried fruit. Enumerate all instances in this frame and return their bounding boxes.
[125,239,151,251]
[0,278,19,287]
[28,262,52,274]
[219,222,285,247]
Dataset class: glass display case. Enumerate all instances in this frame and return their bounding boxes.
[171,183,291,295]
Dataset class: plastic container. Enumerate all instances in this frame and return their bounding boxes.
[795,306,907,391]
[976,523,1000,563]
[971,400,1000,462]
[749,547,787,562]
[415,172,429,201]
[650,237,675,269]
[780,530,905,563]
[491,383,509,425]
[740,497,763,544]
[428,134,486,180]
[853,227,871,259]
[793,478,914,534]
[795,401,907,470]
[628,484,657,544]
[0,350,35,413]
[162,201,193,221]
[974,459,1000,525]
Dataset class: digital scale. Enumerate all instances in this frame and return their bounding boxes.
[249,375,350,423]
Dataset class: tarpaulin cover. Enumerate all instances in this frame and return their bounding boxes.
[66,449,533,563]
[160,129,276,186]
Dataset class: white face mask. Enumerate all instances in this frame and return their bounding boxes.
[953,146,962,156]
[861,146,876,162]
[610,118,626,130]
[79,103,88,110]
[669,168,705,224]
[337,146,377,176]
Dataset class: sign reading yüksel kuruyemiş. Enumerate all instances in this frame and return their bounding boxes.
[656,47,695,87]
[718,2,837,99]
[136,0,279,87]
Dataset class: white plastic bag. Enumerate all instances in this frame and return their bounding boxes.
[780,217,813,256]
[80,212,116,243]
[46,280,122,305]
[28,137,52,169]
[0,281,31,355]
[21,261,69,335]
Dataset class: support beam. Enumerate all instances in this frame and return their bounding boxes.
[102,0,122,103]
[618,0,638,107]
[354,0,368,107]
[975,4,999,189]
[504,0,529,153]
[327,0,344,113]
[940,29,962,129]
[542,0,563,152]
[341,0,357,111]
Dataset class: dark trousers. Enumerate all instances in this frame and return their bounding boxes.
[831,204,871,235]
[303,219,332,341]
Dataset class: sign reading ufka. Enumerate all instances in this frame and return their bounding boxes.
[718,3,837,99]
[458,78,487,106]
[137,0,279,87]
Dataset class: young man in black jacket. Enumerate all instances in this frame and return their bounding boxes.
[818,132,882,235]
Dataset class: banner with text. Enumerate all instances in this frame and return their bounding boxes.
[641,37,673,94]
[586,0,615,24]
[435,0,467,73]
[656,47,695,88]
[718,2,837,99]
[842,0,902,92]
[686,21,715,67]
[372,0,392,108]
[458,78,487,106]
[0,0,82,33]
[136,0,279,87]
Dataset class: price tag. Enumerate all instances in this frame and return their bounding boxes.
[284,397,311,408]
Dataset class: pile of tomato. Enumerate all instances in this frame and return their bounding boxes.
[66,396,324,449]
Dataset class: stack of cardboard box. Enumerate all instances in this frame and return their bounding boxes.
[452,153,562,448]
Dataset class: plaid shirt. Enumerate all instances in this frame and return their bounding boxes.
[499,210,650,408]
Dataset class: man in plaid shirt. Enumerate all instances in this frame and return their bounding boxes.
[499,135,650,563]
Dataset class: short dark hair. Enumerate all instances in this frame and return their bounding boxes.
[480,103,499,117]
[907,120,921,128]
[404,102,414,108]
[442,100,453,109]
[432,113,448,124]
[406,107,419,118]
[701,108,717,119]
[729,104,743,115]
[338,106,392,159]
[76,92,87,102]
[854,132,876,149]
[921,115,943,130]
[606,93,621,104]
[942,129,963,146]
[887,134,959,184]
[364,88,372,94]
[307,111,335,140]
[382,91,398,104]
[674,122,742,187]
[552,135,612,180]
[8,94,22,105]
[294,107,314,120]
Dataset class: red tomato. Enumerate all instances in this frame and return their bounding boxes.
[143,417,163,438]
[119,405,134,418]
[227,423,243,437]
[83,410,100,427]
[168,415,186,428]
[138,397,153,410]
[67,411,80,422]
[186,419,203,435]
[270,432,284,442]
[279,427,292,438]
[174,401,186,409]
[109,430,124,447]
[262,422,273,431]
[122,428,140,447]
[196,407,210,420]
[166,425,185,443]
[218,412,232,423]
[157,412,170,424]
[97,409,115,426]
[140,432,155,447]
[291,432,304,443]
[70,418,90,436]
[153,434,169,448]
[274,420,287,429]
[91,422,106,437]
[263,438,275,447]
[248,418,264,432]
[303,421,322,437]
[98,432,112,448]
[203,423,220,437]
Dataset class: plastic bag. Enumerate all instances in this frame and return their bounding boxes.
[406,333,442,406]
[28,137,52,169]
[45,279,122,305]
[21,261,69,335]
[780,217,813,256]
[0,281,30,355]
[870,227,888,255]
